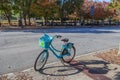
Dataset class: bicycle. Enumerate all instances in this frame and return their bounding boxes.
[34,34,76,71]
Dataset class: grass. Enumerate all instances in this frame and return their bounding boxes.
[96,48,120,65]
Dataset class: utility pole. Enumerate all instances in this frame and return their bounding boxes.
[90,5,94,27]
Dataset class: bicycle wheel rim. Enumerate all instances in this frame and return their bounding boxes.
[34,50,48,71]
[62,46,75,63]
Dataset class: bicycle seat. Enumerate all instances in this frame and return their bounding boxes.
[61,38,69,42]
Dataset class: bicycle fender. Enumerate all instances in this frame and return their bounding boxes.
[62,43,74,49]
[67,43,74,49]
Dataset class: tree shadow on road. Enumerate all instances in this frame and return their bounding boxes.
[1,28,118,34]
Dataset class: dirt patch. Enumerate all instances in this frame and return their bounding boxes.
[0,72,33,80]
[96,49,120,65]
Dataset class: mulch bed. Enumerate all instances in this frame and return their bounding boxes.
[96,48,120,65]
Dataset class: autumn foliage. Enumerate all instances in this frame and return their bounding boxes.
[81,0,115,20]
[30,0,119,21]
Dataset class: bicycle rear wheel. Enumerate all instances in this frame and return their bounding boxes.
[61,46,76,63]
[34,50,49,71]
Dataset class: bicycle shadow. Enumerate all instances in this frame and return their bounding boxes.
[39,65,83,76]
[38,60,115,76]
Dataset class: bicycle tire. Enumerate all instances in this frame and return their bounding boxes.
[34,50,49,71]
[61,46,76,63]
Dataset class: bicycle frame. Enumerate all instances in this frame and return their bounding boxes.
[45,42,73,59]
[40,34,74,59]
[49,44,62,59]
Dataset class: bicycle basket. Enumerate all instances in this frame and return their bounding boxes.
[39,34,52,48]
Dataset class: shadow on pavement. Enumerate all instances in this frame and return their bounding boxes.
[70,60,114,80]
[1,28,118,34]
[114,72,120,80]
[70,60,110,74]
[39,60,115,77]
[38,59,118,80]
[39,65,82,76]
[88,67,109,74]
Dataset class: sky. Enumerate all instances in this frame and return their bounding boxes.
[105,0,111,2]
[93,0,111,2]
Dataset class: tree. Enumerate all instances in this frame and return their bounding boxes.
[31,0,59,25]
[13,0,35,26]
[82,0,112,20]
[0,0,13,25]
[0,0,2,26]
[55,0,84,24]
[109,0,120,13]
[108,0,120,24]
[80,0,115,26]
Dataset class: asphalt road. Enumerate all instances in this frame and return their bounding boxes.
[0,27,120,75]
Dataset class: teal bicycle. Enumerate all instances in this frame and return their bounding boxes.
[34,34,76,71]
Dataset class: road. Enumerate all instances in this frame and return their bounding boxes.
[0,27,120,75]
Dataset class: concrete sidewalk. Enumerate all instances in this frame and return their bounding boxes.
[1,51,120,80]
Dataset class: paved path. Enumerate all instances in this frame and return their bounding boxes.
[0,27,120,74]
[2,51,120,80]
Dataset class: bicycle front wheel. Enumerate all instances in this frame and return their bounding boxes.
[61,46,76,63]
[34,50,49,71]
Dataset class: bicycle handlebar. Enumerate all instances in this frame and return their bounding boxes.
[51,35,62,42]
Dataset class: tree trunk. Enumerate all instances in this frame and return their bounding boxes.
[83,19,85,26]
[4,10,11,25]
[28,16,31,26]
[61,17,63,25]
[23,14,27,26]
[0,22,1,27]
[27,9,31,26]
[79,17,82,26]
[27,0,32,26]
[60,8,64,25]
[101,19,104,26]
[44,16,48,26]
[7,16,11,25]
[60,13,63,25]
[79,11,82,26]
[44,12,48,26]
[51,18,54,26]
[109,17,112,25]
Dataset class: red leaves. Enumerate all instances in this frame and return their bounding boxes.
[81,0,114,20]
